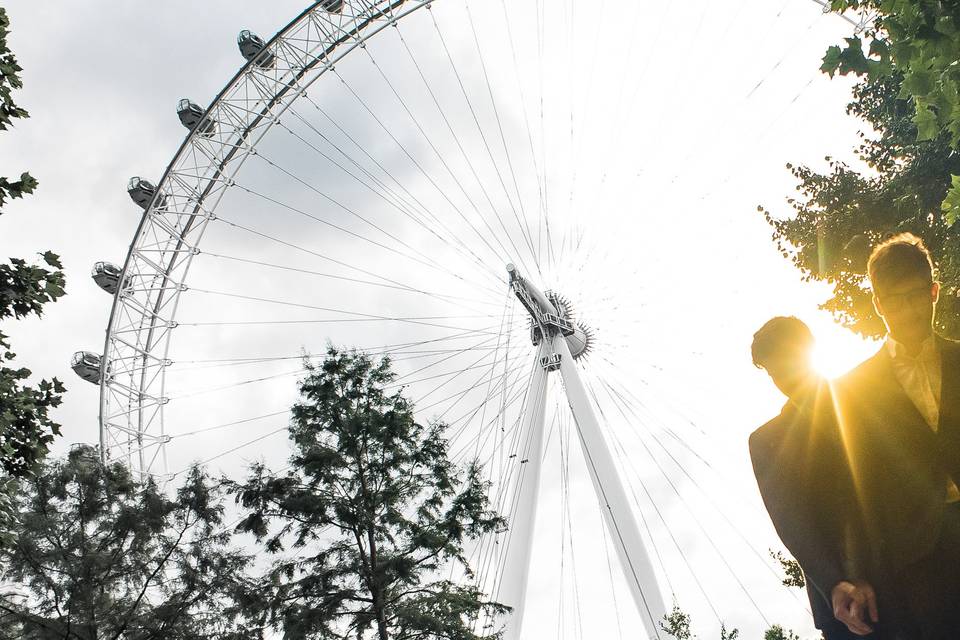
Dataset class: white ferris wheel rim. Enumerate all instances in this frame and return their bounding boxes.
[99,0,440,477]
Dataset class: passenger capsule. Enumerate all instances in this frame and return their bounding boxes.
[127,177,166,210]
[237,30,275,68]
[91,262,124,295]
[71,351,105,384]
[177,98,215,136]
[322,0,345,12]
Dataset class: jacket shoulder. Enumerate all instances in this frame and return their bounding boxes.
[836,346,886,389]
[749,413,787,457]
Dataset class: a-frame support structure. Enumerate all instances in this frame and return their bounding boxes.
[495,265,666,640]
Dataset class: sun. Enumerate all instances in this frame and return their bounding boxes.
[810,321,880,379]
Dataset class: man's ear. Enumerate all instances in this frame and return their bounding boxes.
[932,281,940,304]
[872,294,884,318]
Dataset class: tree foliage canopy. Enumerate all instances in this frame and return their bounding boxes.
[820,1,960,224]
[824,1,960,146]
[761,72,960,338]
[0,447,257,640]
[0,8,36,209]
[0,7,65,546]
[230,347,507,640]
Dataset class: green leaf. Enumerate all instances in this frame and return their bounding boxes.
[821,45,843,77]
[903,68,937,97]
[935,15,957,37]
[913,101,939,140]
[941,176,960,227]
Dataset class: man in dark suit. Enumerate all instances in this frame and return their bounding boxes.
[749,316,866,640]
[829,233,960,639]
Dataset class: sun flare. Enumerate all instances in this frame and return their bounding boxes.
[811,322,879,379]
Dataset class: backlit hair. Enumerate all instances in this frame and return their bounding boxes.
[751,316,813,370]
[867,232,934,294]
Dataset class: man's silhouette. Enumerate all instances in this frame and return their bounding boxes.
[749,316,865,640]
[829,233,960,639]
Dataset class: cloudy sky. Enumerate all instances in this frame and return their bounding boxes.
[2,1,883,638]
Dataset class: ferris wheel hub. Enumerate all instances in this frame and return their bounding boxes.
[506,264,594,360]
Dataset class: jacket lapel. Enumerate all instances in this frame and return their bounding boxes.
[936,336,960,475]
[866,347,930,435]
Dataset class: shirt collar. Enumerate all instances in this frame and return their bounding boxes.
[885,333,938,362]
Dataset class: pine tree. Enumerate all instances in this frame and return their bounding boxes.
[231,347,507,640]
[0,447,258,639]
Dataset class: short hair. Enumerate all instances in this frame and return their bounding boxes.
[751,316,814,369]
[867,232,935,294]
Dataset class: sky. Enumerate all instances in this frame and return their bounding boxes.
[1,1,885,638]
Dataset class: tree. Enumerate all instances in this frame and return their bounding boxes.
[230,347,507,640]
[769,549,805,589]
[658,604,740,640]
[660,605,694,640]
[0,7,66,545]
[821,1,960,222]
[760,72,960,339]
[764,626,801,640]
[0,446,258,639]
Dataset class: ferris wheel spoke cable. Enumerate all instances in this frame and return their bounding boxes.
[186,286,508,333]
[593,0,674,203]
[403,347,528,420]
[170,326,511,367]
[329,67,518,272]
[274,112,506,286]
[665,11,825,189]
[377,25,535,279]
[442,353,530,449]
[165,333,507,402]
[178,314,508,327]
[471,362,548,629]
[213,215,501,306]
[566,0,608,220]
[384,331,509,387]
[580,377,720,623]
[472,292,515,461]
[585,377,771,624]
[531,0,556,273]
[166,346,511,374]
[595,376,804,605]
[299,96,505,282]
[597,506,625,640]
[230,171,496,294]
[601,0,730,209]
[457,2,542,277]
[588,397,679,602]
[560,412,586,640]
[593,359,717,471]
[448,359,534,465]
[595,352,710,439]
[160,343,523,454]
[693,70,828,213]
[494,0,550,274]
[464,0,543,272]
[469,362,542,575]
[247,136,504,296]
[393,9,539,278]
[168,427,290,479]
[392,348,528,402]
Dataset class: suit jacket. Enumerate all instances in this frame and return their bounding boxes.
[749,379,854,630]
[832,335,960,582]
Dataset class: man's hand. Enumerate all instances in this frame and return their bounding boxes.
[831,580,879,635]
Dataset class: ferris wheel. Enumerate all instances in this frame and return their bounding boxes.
[69,1,875,638]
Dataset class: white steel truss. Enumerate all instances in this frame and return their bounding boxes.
[100,0,435,478]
